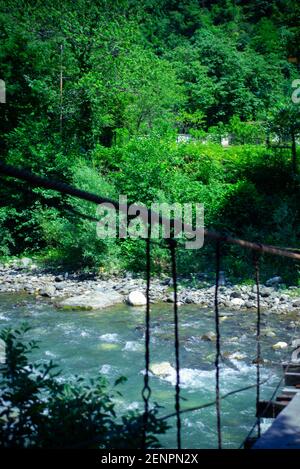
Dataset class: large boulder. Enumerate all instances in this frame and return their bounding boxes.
[127,290,147,306]
[266,276,282,287]
[231,297,244,307]
[58,290,123,310]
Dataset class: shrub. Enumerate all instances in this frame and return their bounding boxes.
[35,162,123,271]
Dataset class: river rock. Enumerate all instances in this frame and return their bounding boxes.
[260,287,273,298]
[227,351,246,360]
[127,290,147,306]
[20,257,32,269]
[292,299,300,308]
[230,291,242,299]
[97,343,119,351]
[201,331,216,342]
[252,284,273,295]
[220,312,234,317]
[55,275,64,282]
[227,337,239,343]
[231,297,244,307]
[266,276,282,287]
[58,290,123,310]
[272,341,288,350]
[220,315,229,322]
[252,357,265,365]
[150,362,175,378]
[39,285,56,297]
[261,328,276,338]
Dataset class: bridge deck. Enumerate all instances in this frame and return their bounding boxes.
[253,393,300,449]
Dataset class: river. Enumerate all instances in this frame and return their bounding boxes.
[0,293,296,448]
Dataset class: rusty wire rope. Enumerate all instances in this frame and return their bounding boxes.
[1,162,300,260]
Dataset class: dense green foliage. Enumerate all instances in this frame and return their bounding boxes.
[0,325,168,448]
[0,0,299,281]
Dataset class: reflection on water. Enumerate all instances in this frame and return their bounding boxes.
[0,293,295,448]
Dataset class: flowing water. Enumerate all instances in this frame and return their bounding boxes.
[0,293,296,448]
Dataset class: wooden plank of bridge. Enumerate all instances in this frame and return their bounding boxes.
[276,395,292,403]
[256,400,288,418]
[284,372,300,386]
[253,393,300,449]
[282,363,300,373]
[281,386,300,395]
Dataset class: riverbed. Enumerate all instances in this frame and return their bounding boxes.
[0,293,297,448]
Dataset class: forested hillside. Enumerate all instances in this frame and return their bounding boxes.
[0,0,299,282]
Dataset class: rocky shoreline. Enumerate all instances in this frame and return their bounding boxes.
[0,258,300,315]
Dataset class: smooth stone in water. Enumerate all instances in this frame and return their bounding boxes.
[272,341,288,350]
[201,331,216,342]
[97,343,119,351]
[127,290,147,306]
[220,316,228,322]
[261,329,276,338]
[227,337,240,343]
[150,362,175,378]
[227,351,247,361]
[58,290,123,310]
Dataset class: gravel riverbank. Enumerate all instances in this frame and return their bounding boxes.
[1,258,300,315]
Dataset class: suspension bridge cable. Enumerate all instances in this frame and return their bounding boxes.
[168,238,181,450]
[253,251,262,438]
[214,240,222,449]
[141,233,152,449]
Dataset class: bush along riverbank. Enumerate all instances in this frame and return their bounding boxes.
[0,258,300,315]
